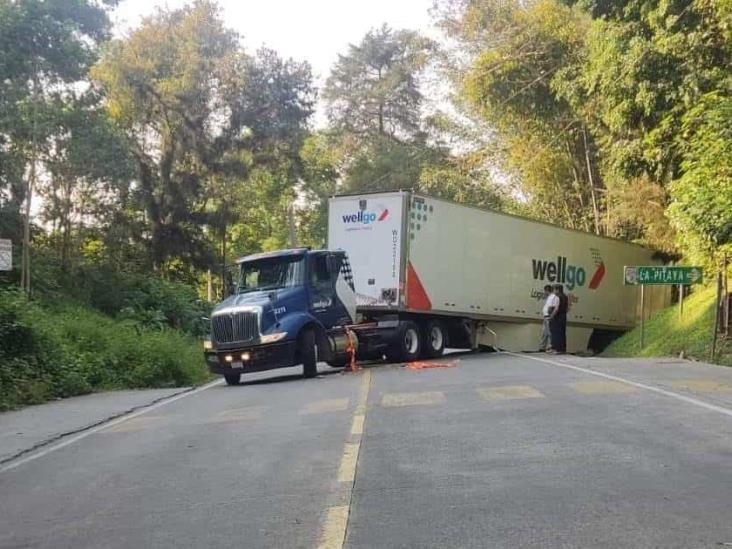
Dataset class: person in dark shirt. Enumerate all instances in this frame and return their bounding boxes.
[548,284,568,354]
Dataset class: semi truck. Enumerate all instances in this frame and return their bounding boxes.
[204,191,669,384]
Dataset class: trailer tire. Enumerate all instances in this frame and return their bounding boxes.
[387,321,422,363]
[224,373,241,386]
[422,320,446,358]
[300,328,318,378]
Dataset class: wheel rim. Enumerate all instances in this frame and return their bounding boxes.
[430,325,444,351]
[404,327,419,355]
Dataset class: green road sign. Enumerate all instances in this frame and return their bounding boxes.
[624,266,703,286]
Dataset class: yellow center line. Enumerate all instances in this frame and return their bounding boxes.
[337,442,360,483]
[317,506,349,549]
[317,369,371,549]
[350,414,365,436]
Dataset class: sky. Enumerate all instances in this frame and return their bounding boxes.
[113,0,436,87]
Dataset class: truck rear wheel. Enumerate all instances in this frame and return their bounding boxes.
[224,373,240,386]
[422,320,446,358]
[387,321,422,363]
[300,328,318,378]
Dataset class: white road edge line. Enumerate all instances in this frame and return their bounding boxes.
[507,352,732,419]
[0,378,224,474]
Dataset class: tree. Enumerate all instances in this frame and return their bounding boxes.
[92,2,315,274]
[315,23,504,213]
[668,87,732,267]
[324,25,433,139]
[0,0,118,289]
[298,132,341,248]
[561,0,731,253]
[38,93,134,271]
[439,0,606,234]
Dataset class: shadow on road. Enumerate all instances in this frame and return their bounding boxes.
[217,367,344,387]
[215,349,494,387]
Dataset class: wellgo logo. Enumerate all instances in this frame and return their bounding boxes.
[531,249,605,290]
[341,208,389,225]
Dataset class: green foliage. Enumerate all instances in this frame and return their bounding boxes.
[92,2,314,273]
[560,0,731,253]
[603,283,732,366]
[441,0,732,261]
[28,257,211,337]
[668,87,732,267]
[0,0,116,245]
[418,162,504,209]
[324,25,433,138]
[449,0,606,235]
[0,289,208,411]
[343,136,446,193]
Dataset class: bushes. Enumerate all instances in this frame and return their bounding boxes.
[0,289,208,411]
[32,259,211,336]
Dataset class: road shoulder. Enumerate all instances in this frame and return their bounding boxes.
[0,387,194,464]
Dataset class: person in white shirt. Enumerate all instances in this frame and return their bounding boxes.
[539,284,557,351]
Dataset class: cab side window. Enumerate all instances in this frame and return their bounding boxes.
[309,254,335,311]
[309,254,332,293]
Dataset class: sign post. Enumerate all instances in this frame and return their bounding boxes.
[0,239,11,272]
[640,284,645,349]
[624,265,704,351]
[679,284,684,320]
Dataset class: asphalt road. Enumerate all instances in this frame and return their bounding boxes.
[2,353,732,548]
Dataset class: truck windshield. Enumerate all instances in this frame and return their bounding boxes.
[238,255,305,293]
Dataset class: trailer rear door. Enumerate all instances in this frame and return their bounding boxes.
[327,193,406,307]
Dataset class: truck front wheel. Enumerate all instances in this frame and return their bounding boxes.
[388,321,422,363]
[300,328,318,378]
[422,320,446,358]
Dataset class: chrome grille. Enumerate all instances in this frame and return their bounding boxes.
[212,311,259,344]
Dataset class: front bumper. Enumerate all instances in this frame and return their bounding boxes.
[205,340,297,375]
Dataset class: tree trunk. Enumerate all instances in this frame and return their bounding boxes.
[220,221,226,300]
[582,128,601,236]
[566,139,590,232]
[136,155,164,271]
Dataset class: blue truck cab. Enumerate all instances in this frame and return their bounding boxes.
[204,248,361,384]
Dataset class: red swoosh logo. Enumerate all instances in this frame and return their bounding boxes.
[378,209,389,221]
[589,262,605,289]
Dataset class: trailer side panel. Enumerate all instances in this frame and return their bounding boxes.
[406,194,669,330]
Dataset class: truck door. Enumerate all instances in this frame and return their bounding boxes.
[308,253,353,327]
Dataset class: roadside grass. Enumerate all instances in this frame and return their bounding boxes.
[603,283,732,366]
[0,289,208,411]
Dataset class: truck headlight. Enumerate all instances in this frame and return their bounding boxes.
[203,339,213,350]
[260,332,287,344]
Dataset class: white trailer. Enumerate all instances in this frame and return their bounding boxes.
[328,191,669,353]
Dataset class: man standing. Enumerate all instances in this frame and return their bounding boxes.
[548,284,568,354]
[539,284,555,352]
